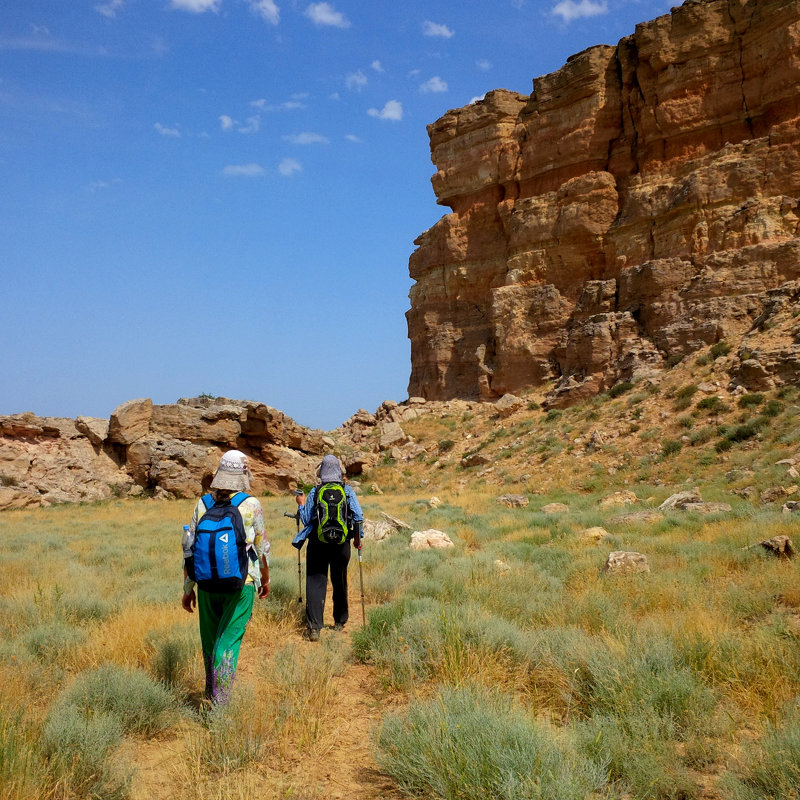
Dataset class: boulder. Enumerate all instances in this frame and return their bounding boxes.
[614,511,664,524]
[604,551,650,575]
[461,452,491,468]
[379,422,410,450]
[582,526,609,542]
[541,502,569,514]
[750,535,795,559]
[381,512,411,530]
[496,494,529,508]
[362,519,394,541]
[599,490,637,509]
[107,398,153,445]
[410,529,454,550]
[495,393,524,417]
[681,502,733,514]
[658,489,703,511]
[75,416,109,446]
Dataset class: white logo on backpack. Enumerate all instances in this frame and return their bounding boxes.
[220,533,229,543]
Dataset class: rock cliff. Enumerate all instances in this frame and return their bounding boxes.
[0,395,442,508]
[407,0,800,406]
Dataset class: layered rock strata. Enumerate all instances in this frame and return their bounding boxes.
[0,395,463,508]
[407,0,800,405]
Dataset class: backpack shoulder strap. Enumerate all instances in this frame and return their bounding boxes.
[231,492,249,507]
[201,494,215,511]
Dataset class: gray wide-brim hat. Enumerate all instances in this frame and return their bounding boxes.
[210,449,252,492]
[317,454,344,483]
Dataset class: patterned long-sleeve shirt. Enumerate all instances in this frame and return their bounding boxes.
[184,493,270,587]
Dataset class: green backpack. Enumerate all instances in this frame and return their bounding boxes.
[315,482,351,544]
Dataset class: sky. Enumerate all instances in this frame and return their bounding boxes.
[1,0,674,431]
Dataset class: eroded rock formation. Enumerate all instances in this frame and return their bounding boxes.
[407,0,800,406]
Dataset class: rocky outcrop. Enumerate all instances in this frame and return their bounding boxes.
[0,395,473,508]
[407,0,800,406]
[0,397,333,508]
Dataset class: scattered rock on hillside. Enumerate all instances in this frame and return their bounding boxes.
[362,519,393,541]
[582,526,610,542]
[599,490,638,509]
[681,501,733,514]
[604,551,650,575]
[615,511,664,525]
[428,496,442,508]
[379,422,410,450]
[497,494,529,508]
[658,489,703,510]
[760,486,794,504]
[381,512,411,530]
[495,393,523,417]
[461,452,491,468]
[541,502,569,514]
[410,529,454,550]
[368,482,383,495]
[749,535,796,559]
[782,501,800,514]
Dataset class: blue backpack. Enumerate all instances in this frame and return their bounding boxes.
[188,492,251,593]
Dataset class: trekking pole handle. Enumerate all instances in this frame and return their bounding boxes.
[284,511,300,520]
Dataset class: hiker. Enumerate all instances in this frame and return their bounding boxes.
[294,454,363,641]
[181,450,270,703]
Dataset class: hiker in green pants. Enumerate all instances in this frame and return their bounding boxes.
[181,450,270,704]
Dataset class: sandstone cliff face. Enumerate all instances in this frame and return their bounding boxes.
[407,0,800,405]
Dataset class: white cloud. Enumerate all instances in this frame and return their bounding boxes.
[238,115,260,133]
[87,177,122,192]
[282,100,306,109]
[345,134,362,143]
[278,158,302,176]
[422,20,454,38]
[551,0,608,22]
[154,122,180,137]
[305,2,350,28]
[219,114,235,130]
[31,24,51,36]
[94,0,125,17]
[367,100,403,121]
[476,59,492,71]
[250,99,268,110]
[329,92,340,100]
[371,60,383,72]
[246,0,280,24]
[345,70,367,91]
[420,76,447,93]
[283,131,329,144]
[170,0,220,12]
[222,163,265,177]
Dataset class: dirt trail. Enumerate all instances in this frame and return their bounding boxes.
[128,586,405,800]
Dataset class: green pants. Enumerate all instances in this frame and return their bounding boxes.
[198,585,255,704]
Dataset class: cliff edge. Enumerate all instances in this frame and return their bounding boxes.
[407,0,800,406]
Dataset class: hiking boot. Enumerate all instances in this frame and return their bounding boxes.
[334,623,345,632]
[308,628,320,642]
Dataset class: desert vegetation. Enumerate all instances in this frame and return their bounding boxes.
[3,364,800,799]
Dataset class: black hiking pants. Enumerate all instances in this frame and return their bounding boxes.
[305,536,351,631]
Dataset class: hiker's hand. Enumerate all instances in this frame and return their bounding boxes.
[295,492,305,507]
[182,588,196,613]
[258,581,270,599]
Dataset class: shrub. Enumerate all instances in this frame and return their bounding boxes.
[376,687,606,800]
[738,393,764,409]
[710,341,732,358]
[21,622,87,663]
[661,439,683,458]
[438,439,456,453]
[545,409,563,423]
[59,664,175,736]
[725,704,800,799]
[763,399,784,418]
[675,384,699,402]
[42,704,129,800]
[148,627,196,690]
[696,396,727,414]
[608,381,634,399]
[0,709,43,800]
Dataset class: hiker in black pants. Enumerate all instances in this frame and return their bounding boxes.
[294,455,363,641]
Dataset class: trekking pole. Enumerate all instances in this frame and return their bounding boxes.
[355,524,366,626]
[285,504,303,604]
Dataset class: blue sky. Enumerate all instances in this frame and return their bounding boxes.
[1,0,672,431]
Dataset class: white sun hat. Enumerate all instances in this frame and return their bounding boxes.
[210,449,252,492]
